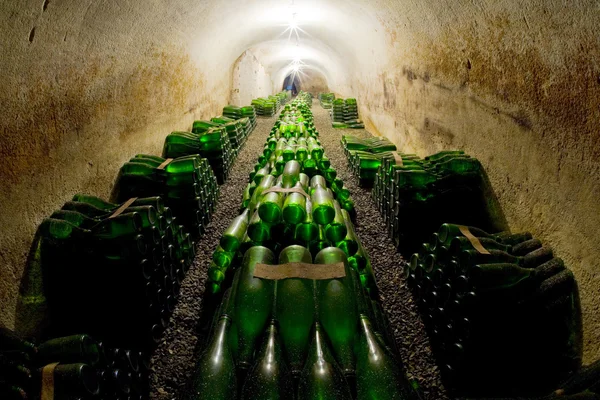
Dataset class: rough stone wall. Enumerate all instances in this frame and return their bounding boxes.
[230,50,273,106]
[348,0,600,363]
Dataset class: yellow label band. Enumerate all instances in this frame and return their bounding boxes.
[458,225,491,255]
[41,362,59,400]
[109,197,138,219]
[254,262,346,280]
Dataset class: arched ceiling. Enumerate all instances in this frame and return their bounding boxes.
[184,0,390,91]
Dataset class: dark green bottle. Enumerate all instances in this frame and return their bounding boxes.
[187,287,237,400]
[350,271,413,400]
[325,201,348,243]
[37,334,100,366]
[469,263,535,290]
[311,184,335,226]
[276,245,314,377]
[46,363,100,398]
[282,182,307,225]
[297,322,352,400]
[220,208,250,252]
[282,160,301,189]
[233,246,275,370]
[240,319,294,400]
[259,182,283,223]
[296,200,319,242]
[248,210,271,243]
[314,247,357,378]
[337,209,359,257]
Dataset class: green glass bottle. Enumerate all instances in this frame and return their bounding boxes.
[337,209,359,257]
[309,176,328,195]
[303,157,319,177]
[254,165,271,185]
[296,200,319,242]
[309,226,331,257]
[259,182,283,223]
[469,263,535,290]
[248,209,271,243]
[233,246,276,370]
[353,287,413,400]
[282,160,301,189]
[249,175,276,214]
[437,223,493,246]
[220,208,250,252]
[212,245,235,270]
[240,319,295,400]
[325,201,348,243]
[282,182,307,225]
[71,194,117,211]
[314,247,357,378]
[299,173,310,192]
[297,322,353,400]
[187,288,237,400]
[309,142,324,161]
[282,144,296,162]
[318,156,331,171]
[276,245,314,377]
[311,185,335,226]
[37,334,100,366]
[48,363,100,398]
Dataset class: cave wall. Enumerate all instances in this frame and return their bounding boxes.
[347,0,600,363]
[230,50,273,107]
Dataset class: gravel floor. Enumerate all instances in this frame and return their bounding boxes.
[150,101,450,400]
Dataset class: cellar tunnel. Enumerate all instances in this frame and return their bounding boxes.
[0,0,599,395]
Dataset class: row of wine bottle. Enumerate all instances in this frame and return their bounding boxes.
[342,134,398,187]
[1,328,150,400]
[407,223,583,396]
[189,97,418,399]
[332,98,363,129]
[189,246,418,400]
[205,99,361,295]
[370,149,505,255]
[319,92,335,109]
[251,92,288,117]
[222,105,258,131]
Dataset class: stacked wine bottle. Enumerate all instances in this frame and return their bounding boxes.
[342,134,398,187]
[112,154,218,237]
[189,98,420,400]
[332,98,364,129]
[251,93,287,117]
[372,150,505,255]
[1,328,150,400]
[18,154,217,352]
[222,105,258,134]
[319,92,335,109]
[406,223,583,396]
[296,90,313,105]
[164,124,233,184]
[206,99,376,296]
